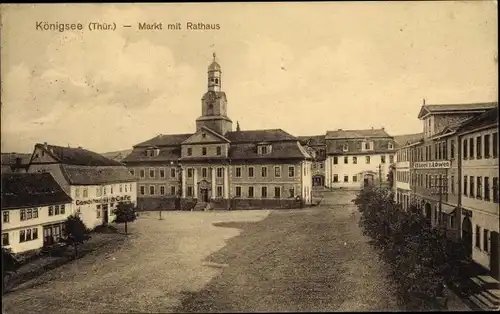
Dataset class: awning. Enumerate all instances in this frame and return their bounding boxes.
[439,203,457,215]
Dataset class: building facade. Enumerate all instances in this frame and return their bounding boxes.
[123,54,313,210]
[324,128,397,189]
[1,173,73,254]
[27,143,137,230]
[298,135,327,187]
[394,101,499,279]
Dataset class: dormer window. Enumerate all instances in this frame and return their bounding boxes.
[202,147,207,155]
[258,143,272,155]
[342,144,348,152]
[388,142,394,150]
[187,147,192,156]
[202,132,207,138]
[362,140,374,151]
[146,147,160,157]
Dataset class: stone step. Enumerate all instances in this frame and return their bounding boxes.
[470,293,500,311]
[477,275,500,289]
[483,289,500,304]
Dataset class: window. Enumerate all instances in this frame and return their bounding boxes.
[160,186,165,195]
[470,176,475,197]
[344,156,348,164]
[83,188,88,198]
[463,176,468,196]
[119,184,123,193]
[493,133,498,158]
[333,174,339,182]
[477,177,482,199]
[170,168,176,178]
[3,211,9,223]
[19,230,25,243]
[2,233,9,246]
[140,185,145,195]
[484,177,490,201]
[434,143,438,160]
[248,187,254,198]
[484,134,491,158]
[469,138,474,159]
[199,167,206,178]
[149,168,155,178]
[236,167,242,178]
[140,169,145,178]
[103,186,107,195]
[248,167,254,178]
[26,229,32,241]
[202,147,207,156]
[129,169,135,176]
[475,225,481,248]
[344,175,348,182]
[97,205,101,218]
[187,186,193,197]
[217,168,223,178]
[170,186,176,195]
[477,136,482,159]
[216,186,223,197]
[261,186,268,198]
[235,186,242,197]
[288,166,295,178]
[187,147,192,156]
[381,155,386,163]
[389,155,394,163]
[149,186,155,195]
[274,187,281,198]
[259,145,271,155]
[61,205,65,215]
[75,187,80,198]
[269,166,278,178]
[450,215,455,229]
[463,139,468,159]
[159,169,165,178]
[388,143,394,150]
[484,229,490,253]
[493,178,499,203]
[450,140,455,159]
[353,175,357,182]
[366,156,370,164]
[352,157,357,164]
[216,146,222,155]
[451,176,455,195]
[333,157,338,164]
[187,168,193,178]
[261,166,268,178]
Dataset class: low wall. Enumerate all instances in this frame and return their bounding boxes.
[230,198,303,210]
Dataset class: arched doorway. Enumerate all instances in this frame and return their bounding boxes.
[312,175,325,187]
[462,217,473,259]
[424,202,432,222]
[363,173,375,187]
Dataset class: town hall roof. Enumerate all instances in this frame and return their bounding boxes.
[417,102,497,119]
[1,172,72,210]
[60,165,136,186]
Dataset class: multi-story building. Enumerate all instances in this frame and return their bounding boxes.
[324,128,397,189]
[123,54,313,210]
[27,143,137,229]
[393,133,424,211]
[457,108,499,278]
[298,135,327,187]
[1,172,73,254]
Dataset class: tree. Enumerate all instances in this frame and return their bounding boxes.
[113,201,137,234]
[2,247,21,292]
[62,214,91,259]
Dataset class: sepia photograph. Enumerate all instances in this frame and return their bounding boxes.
[0,2,498,312]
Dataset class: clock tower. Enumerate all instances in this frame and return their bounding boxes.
[195,53,233,135]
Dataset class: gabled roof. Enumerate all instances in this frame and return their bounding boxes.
[228,141,310,160]
[225,129,297,143]
[325,128,391,140]
[457,107,499,134]
[1,173,72,209]
[61,164,136,185]
[297,135,326,146]
[393,133,424,147]
[101,149,133,161]
[182,126,231,144]
[134,133,192,148]
[417,102,498,119]
[34,144,123,167]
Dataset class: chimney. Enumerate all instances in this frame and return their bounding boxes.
[43,142,47,147]
[15,157,22,167]
[78,146,82,149]
[423,98,426,106]
[338,128,342,131]
[236,121,241,132]
[382,127,385,131]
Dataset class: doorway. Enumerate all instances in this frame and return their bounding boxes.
[424,203,432,222]
[200,188,209,202]
[462,217,473,259]
[102,204,109,225]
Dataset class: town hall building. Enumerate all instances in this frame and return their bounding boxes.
[123,54,313,210]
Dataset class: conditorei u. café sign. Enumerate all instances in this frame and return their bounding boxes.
[413,161,451,169]
[75,195,132,206]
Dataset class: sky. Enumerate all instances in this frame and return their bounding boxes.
[1,2,497,153]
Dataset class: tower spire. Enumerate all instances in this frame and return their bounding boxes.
[213,52,216,61]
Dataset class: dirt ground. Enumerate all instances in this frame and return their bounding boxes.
[3,191,402,313]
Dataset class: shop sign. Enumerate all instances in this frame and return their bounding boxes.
[413,161,451,169]
[76,195,131,206]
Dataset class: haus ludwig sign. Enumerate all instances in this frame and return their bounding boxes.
[75,195,132,206]
[413,161,451,169]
